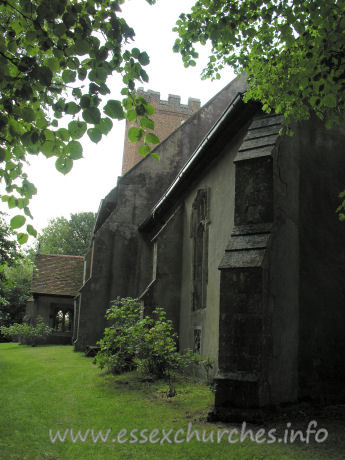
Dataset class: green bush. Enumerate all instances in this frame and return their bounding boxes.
[96,297,144,374]
[96,298,200,382]
[0,317,53,346]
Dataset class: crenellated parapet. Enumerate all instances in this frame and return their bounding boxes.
[121,88,201,175]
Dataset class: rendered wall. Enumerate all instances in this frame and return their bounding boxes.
[140,206,184,332]
[178,127,247,374]
[75,76,249,351]
[215,112,298,420]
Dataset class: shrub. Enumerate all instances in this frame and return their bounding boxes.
[0,316,53,346]
[96,298,200,384]
[134,307,194,379]
[96,297,144,374]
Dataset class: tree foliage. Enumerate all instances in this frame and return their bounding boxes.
[0,213,32,329]
[39,211,96,256]
[0,258,33,328]
[0,212,19,268]
[0,316,52,345]
[96,297,199,382]
[174,0,345,128]
[0,0,158,240]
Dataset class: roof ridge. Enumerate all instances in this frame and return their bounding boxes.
[37,254,84,259]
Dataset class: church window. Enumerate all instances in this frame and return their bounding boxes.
[193,327,202,354]
[190,188,210,310]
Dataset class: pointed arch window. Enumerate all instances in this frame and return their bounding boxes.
[190,188,210,311]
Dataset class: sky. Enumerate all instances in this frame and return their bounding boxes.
[4,0,235,236]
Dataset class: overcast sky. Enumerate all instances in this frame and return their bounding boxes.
[6,0,235,236]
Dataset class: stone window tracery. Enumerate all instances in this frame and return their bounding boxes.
[190,188,210,310]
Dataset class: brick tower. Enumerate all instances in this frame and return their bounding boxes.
[121,88,201,175]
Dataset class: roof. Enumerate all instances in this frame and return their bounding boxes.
[31,254,84,297]
[93,75,250,235]
[139,94,260,232]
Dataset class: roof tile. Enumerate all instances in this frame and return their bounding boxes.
[31,254,84,297]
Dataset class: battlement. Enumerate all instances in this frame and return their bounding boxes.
[136,88,201,114]
[121,88,201,175]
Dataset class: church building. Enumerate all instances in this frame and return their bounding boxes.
[74,75,345,419]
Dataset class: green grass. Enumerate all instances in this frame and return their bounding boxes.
[0,343,344,460]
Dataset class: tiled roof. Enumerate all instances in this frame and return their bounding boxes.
[31,254,84,297]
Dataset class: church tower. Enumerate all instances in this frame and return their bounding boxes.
[121,88,200,175]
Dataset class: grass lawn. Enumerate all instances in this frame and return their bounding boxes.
[0,343,344,460]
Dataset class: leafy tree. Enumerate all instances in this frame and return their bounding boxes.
[39,211,96,256]
[0,212,19,268]
[0,257,33,328]
[96,297,200,392]
[174,0,345,129]
[0,213,31,329]
[0,0,159,241]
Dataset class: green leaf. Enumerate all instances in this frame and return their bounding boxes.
[128,127,144,142]
[36,66,53,86]
[138,52,150,66]
[72,87,82,98]
[62,12,75,28]
[26,224,37,238]
[24,207,33,218]
[8,196,17,209]
[80,95,91,108]
[56,128,70,141]
[323,93,337,108]
[132,48,140,58]
[89,67,108,84]
[82,107,101,124]
[17,233,28,244]
[151,153,160,162]
[40,140,56,157]
[66,141,83,159]
[140,69,149,83]
[22,180,37,197]
[75,39,89,56]
[145,133,160,144]
[22,108,36,123]
[68,121,87,139]
[103,100,125,119]
[140,117,154,130]
[10,215,26,230]
[55,157,73,174]
[138,144,151,156]
[78,68,87,80]
[53,23,66,37]
[65,102,80,115]
[62,70,76,83]
[144,103,155,116]
[99,83,111,95]
[87,127,102,143]
[127,110,137,122]
[97,118,113,135]
[13,145,24,159]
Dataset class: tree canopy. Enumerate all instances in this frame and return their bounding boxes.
[2,0,345,240]
[0,212,19,268]
[0,0,159,242]
[0,213,31,329]
[38,211,96,256]
[0,257,32,328]
[174,0,345,129]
